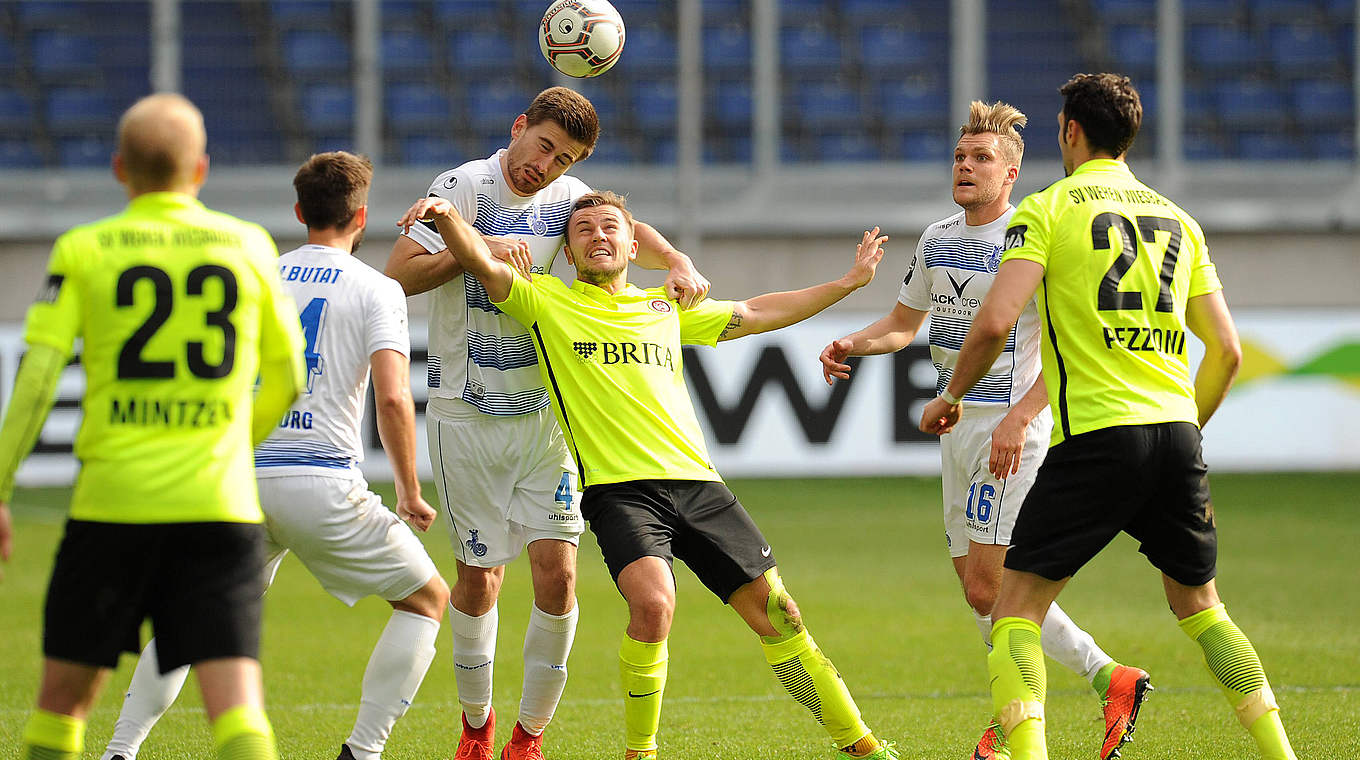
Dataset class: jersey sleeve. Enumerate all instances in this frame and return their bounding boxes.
[999,194,1051,269]
[251,230,305,362]
[1184,217,1223,298]
[491,270,544,327]
[23,233,82,355]
[678,298,736,346]
[365,276,412,358]
[405,168,478,254]
[896,231,931,310]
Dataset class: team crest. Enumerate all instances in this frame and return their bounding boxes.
[1003,224,1028,251]
[648,299,672,314]
[572,341,598,362]
[527,206,549,236]
[986,245,1003,273]
[465,529,488,558]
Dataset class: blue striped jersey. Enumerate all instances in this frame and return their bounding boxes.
[405,150,590,417]
[897,208,1042,406]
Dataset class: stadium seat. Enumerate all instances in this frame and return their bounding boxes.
[385,83,452,130]
[1235,132,1308,160]
[780,0,831,25]
[1183,83,1216,122]
[300,83,354,131]
[877,78,949,129]
[1322,0,1354,22]
[1268,24,1342,76]
[1183,131,1229,160]
[623,24,677,75]
[383,31,434,73]
[631,78,677,131]
[399,134,464,167]
[15,1,81,28]
[1109,24,1158,76]
[464,80,534,132]
[1089,0,1156,23]
[209,133,285,165]
[284,30,351,75]
[711,79,751,127]
[1291,78,1353,123]
[780,23,841,75]
[704,24,751,74]
[1182,0,1247,22]
[898,129,953,161]
[269,0,338,27]
[30,31,100,79]
[858,25,935,73]
[624,0,668,26]
[433,0,500,27]
[707,132,751,163]
[1250,0,1324,23]
[308,135,353,155]
[791,80,860,130]
[843,0,908,26]
[45,86,114,131]
[1186,24,1259,72]
[1309,130,1354,160]
[0,138,44,168]
[448,29,514,76]
[0,35,18,73]
[702,0,746,27]
[817,131,882,162]
[57,135,113,167]
[0,89,36,131]
[589,137,640,165]
[1215,79,1288,129]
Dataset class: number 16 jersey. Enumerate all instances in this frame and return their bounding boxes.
[1000,159,1223,445]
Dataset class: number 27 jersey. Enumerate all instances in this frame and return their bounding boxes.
[1000,159,1222,445]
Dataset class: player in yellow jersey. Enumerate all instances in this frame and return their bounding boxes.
[919,73,1297,760]
[0,94,305,760]
[399,192,901,760]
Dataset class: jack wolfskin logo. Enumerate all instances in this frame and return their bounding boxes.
[573,341,598,362]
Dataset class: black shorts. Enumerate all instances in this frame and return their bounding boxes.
[44,520,266,673]
[581,480,778,603]
[1005,422,1217,586]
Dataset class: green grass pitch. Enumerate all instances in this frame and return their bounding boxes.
[1,473,1357,758]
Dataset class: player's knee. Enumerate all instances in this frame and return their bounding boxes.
[454,566,503,603]
[628,589,675,631]
[964,578,998,616]
[763,569,804,638]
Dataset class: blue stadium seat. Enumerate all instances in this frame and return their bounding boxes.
[711,79,751,127]
[1309,130,1354,159]
[780,24,841,75]
[858,25,935,73]
[0,138,43,168]
[704,24,751,74]
[1235,132,1308,160]
[308,135,354,155]
[383,31,434,73]
[0,89,36,131]
[589,137,640,165]
[57,135,112,167]
[624,0,668,26]
[631,79,676,131]
[707,132,751,163]
[31,31,100,79]
[270,1,339,27]
[780,0,831,25]
[1186,25,1259,72]
[1250,0,1324,23]
[284,30,351,75]
[1215,79,1288,128]
[817,131,882,162]
[624,24,676,75]
[1182,0,1246,22]
[385,83,452,130]
[15,1,82,28]
[1291,78,1353,123]
[300,84,354,131]
[399,135,464,168]
[209,133,285,165]
[1183,83,1216,122]
[1090,0,1156,23]
[898,130,952,161]
[878,78,949,128]
[381,0,423,24]
[1322,0,1354,22]
[1269,24,1342,76]
[464,80,534,132]
[702,0,746,27]
[791,80,860,130]
[0,35,17,72]
[46,86,114,131]
[843,0,908,26]
[1109,24,1157,75]
[1183,131,1229,160]
[448,29,514,76]
[433,0,501,27]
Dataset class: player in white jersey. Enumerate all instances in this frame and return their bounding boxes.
[819,102,1146,759]
[383,87,709,760]
[102,153,450,760]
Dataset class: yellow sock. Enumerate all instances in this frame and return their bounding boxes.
[1178,604,1296,760]
[619,635,667,752]
[760,627,871,749]
[988,617,1047,760]
[212,704,277,760]
[21,709,84,760]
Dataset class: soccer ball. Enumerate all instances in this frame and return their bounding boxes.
[539,0,626,78]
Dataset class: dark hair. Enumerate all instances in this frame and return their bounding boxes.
[1060,73,1142,158]
[293,151,373,230]
[571,190,634,229]
[524,86,600,160]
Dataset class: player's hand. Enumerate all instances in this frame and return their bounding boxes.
[0,502,12,582]
[484,235,534,277]
[988,413,1028,479]
[919,395,962,435]
[397,496,437,533]
[662,254,710,310]
[843,228,888,289]
[820,338,855,385]
[396,197,454,234]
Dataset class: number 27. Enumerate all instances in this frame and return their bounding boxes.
[1093,212,1182,313]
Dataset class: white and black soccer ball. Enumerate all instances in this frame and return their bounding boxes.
[539,0,625,78]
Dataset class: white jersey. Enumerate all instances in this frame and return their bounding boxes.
[254,244,410,477]
[405,150,591,418]
[898,207,1042,406]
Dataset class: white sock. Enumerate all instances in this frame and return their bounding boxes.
[1041,601,1115,682]
[973,610,994,651]
[345,610,440,759]
[517,602,579,736]
[101,639,190,760]
[450,602,498,729]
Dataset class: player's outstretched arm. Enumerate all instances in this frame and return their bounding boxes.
[384,234,463,297]
[0,343,66,580]
[989,371,1050,479]
[1185,290,1242,428]
[371,348,435,532]
[633,221,710,309]
[398,197,515,302]
[718,228,887,342]
[819,302,927,384]
[251,355,302,446]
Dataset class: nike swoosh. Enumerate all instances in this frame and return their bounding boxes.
[628,690,661,698]
[760,546,771,557]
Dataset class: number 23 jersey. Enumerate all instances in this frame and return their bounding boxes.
[1000,159,1223,445]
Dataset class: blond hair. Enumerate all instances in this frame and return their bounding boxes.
[960,100,1027,164]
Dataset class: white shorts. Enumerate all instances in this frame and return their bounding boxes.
[258,474,438,606]
[426,405,584,568]
[941,405,1052,558]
